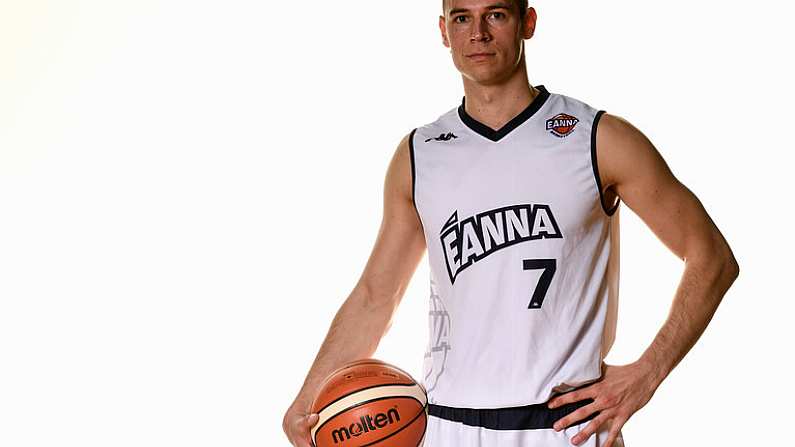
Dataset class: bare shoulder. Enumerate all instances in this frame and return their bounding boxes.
[594,111,738,266]
[595,112,677,196]
[383,130,416,205]
[356,130,426,305]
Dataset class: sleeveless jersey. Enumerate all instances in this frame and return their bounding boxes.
[410,84,621,409]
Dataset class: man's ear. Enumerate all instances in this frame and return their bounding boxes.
[439,15,451,47]
[521,7,537,39]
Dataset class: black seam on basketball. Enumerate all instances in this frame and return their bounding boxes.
[319,359,391,385]
[590,109,620,216]
[314,382,420,415]
[332,394,423,422]
[313,394,426,445]
[316,360,395,390]
[414,406,428,447]
[358,401,428,447]
[378,362,418,387]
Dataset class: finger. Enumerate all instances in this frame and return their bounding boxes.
[287,415,316,447]
[302,413,319,428]
[301,414,319,447]
[552,402,599,431]
[548,392,579,408]
[548,386,598,409]
[603,416,626,447]
[570,413,609,446]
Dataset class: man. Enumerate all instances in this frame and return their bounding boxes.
[283,1,739,446]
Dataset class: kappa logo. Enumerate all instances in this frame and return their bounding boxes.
[545,113,579,138]
[425,132,458,142]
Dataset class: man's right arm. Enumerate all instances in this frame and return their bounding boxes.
[282,131,426,447]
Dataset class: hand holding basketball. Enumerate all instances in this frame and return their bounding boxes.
[309,358,428,447]
[282,405,320,447]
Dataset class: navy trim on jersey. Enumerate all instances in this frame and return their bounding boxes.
[408,128,425,231]
[409,128,418,207]
[457,84,550,142]
[427,396,598,431]
[590,110,620,216]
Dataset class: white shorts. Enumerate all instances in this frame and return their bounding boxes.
[419,394,625,447]
[421,414,625,446]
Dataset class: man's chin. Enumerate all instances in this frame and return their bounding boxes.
[463,70,508,86]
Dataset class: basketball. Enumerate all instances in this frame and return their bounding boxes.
[310,358,428,447]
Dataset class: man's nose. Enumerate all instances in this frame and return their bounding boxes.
[470,17,492,42]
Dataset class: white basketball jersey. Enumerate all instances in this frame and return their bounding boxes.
[411,84,621,409]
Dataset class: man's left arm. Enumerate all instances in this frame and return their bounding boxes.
[547,112,740,446]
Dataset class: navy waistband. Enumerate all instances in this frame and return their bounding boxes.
[427,385,599,431]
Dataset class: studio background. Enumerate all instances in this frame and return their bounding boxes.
[1,1,792,446]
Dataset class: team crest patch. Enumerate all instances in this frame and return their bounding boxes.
[545,113,579,138]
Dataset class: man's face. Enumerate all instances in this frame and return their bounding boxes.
[439,0,535,85]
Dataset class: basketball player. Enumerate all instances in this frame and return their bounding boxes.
[283,1,739,446]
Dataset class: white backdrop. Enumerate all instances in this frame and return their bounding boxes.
[1,1,792,446]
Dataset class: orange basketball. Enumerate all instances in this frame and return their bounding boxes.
[310,358,428,447]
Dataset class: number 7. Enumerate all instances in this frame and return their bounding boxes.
[522,258,556,309]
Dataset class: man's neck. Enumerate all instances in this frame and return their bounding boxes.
[461,68,538,131]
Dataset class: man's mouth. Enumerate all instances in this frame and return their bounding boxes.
[467,52,495,60]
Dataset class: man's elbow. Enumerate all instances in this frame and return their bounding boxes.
[710,244,740,289]
[724,251,740,282]
[685,242,739,284]
[358,279,404,313]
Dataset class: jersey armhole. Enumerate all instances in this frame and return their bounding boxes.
[590,110,620,217]
[408,128,424,225]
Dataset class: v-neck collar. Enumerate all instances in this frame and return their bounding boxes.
[457,84,550,142]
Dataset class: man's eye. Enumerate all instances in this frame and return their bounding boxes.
[453,15,468,23]
[489,12,505,20]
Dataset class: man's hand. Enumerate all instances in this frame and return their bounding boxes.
[282,404,320,447]
[547,360,661,446]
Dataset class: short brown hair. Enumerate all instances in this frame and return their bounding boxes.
[443,0,529,19]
